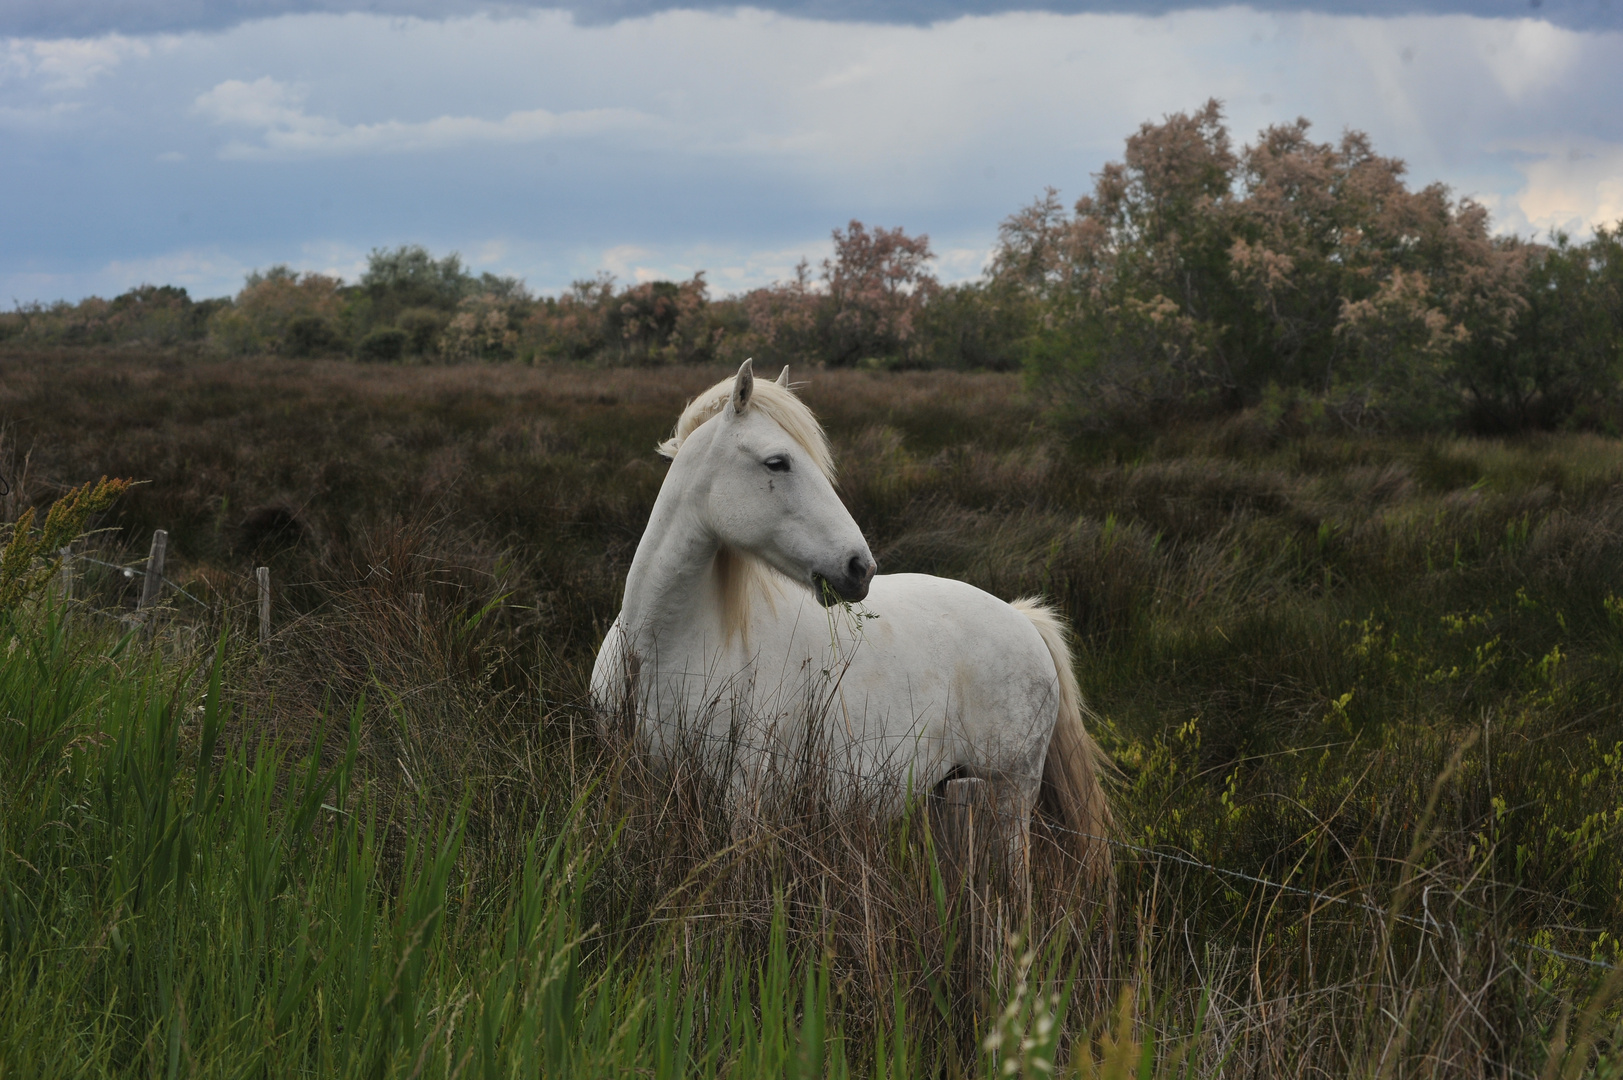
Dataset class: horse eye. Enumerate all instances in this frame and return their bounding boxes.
[764,455,791,473]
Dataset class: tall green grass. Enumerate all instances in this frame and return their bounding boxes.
[1,604,1086,1077]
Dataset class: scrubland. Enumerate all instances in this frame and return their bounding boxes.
[3,349,1623,1077]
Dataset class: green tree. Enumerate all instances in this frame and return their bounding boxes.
[1459,227,1622,431]
[360,245,476,309]
[994,101,1246,420]
[357,245,528,349]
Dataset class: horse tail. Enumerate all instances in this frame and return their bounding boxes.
[1012,598,1114,890]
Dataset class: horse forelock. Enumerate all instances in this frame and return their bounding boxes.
[655,377,834,481]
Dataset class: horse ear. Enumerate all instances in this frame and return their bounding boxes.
[730,358,755,414]
[776,366,790,387]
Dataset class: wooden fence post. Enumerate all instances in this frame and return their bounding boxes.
[138,529,167,612]
[256,566,272,647]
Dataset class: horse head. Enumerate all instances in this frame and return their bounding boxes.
[685,359,875,605]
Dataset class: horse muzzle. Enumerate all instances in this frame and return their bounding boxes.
[813,553,876,606]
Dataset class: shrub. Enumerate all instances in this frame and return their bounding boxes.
[283,315,344,357]
[912,281,1029,371]
[519,275,727,366]
[603,274,720,365]
[360,244,476,310]
[397,307,450,355]
[104,284,217,346]
[0,286,220,350]
[521,276,614,362]
[995,104,1244,419]
[441,294,519,362]
[210,267,344,356]
[359,245,527,338]
[355,327,408,363]
[725,261,822,367]
[719,225,941,370]
[1461,226,1623,432]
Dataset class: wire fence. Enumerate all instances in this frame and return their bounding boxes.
[70,552,210,609]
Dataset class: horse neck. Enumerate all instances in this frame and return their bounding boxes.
[620,473,724,657]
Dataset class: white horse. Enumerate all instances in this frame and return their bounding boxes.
[591,359,1111,882]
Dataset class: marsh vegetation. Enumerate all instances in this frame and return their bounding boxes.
[3,351,1622,1075]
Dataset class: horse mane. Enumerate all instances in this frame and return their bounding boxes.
[711,543,779,647]
[655,375,834,480]
[656,373,833,644]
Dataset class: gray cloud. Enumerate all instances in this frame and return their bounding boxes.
[5,0,1620,38]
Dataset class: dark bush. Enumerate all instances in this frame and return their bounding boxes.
[234,502,308,553]
[282,315,343,357]
[915,281,1029,370]
[397,307,449,355]
[356,327,408,363]
[1460,226,1623,432]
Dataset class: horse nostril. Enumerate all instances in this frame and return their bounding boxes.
[847,555,873,584]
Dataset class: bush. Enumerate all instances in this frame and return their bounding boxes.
[355,327,408,363]
[283,315,343,357]
[0,286,221,350]
[397,307,449,355]
[912,282,1029,371]
[718,225,944,370]
[359,245,527,339]
[361,244,476,310]
[1461,226,1623,432]
[441,295,519,362]
[603,275,721,365]
[724,262,822,367]
[519,275,729,366]
[520,277,614,362]
[209,267,345,357]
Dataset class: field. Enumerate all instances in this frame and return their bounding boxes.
[3,348,1623,1077]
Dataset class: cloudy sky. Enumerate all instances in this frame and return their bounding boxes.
[3,0,1621,303]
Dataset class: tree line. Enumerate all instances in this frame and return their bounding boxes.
[4,99,1619,433]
